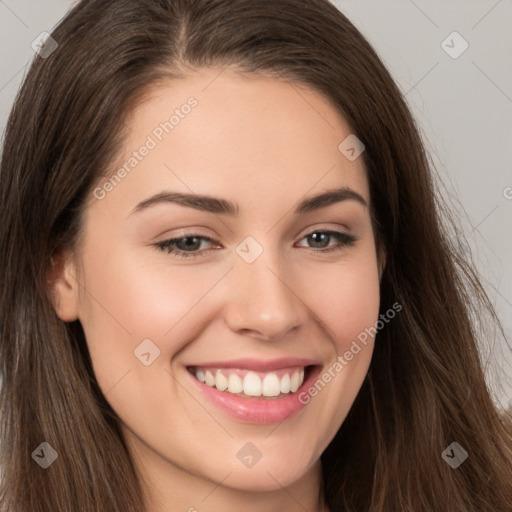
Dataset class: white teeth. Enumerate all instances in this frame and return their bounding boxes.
[215,372,228,391]
[243,371,262,396]
[290,371,300,392]
[204,371,215,387]
[228,373,243,393]
[280,373,291,393]
[193,367,307,397]
[262,373,281,397]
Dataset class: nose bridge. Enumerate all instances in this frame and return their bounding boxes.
[224,239,305,340]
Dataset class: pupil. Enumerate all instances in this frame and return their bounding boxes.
[179,237,200,250]
[310,233,328,248]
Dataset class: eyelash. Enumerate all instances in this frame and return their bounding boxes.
[154,230,357,259]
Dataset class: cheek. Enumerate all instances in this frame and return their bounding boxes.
[292,246,380,429]
[76,245,236,397]
[298,246,381,349]
[78,244,220,337]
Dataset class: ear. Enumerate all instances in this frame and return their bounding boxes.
[47,250,80,322]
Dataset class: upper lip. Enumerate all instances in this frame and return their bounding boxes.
[187,357,320,372]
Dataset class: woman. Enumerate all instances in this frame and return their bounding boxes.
[0,0,511,511]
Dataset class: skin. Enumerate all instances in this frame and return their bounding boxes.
[51,67,384,512]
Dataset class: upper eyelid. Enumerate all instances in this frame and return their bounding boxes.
[161,223,353,242]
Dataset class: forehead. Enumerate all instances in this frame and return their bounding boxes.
[93,68,369,218]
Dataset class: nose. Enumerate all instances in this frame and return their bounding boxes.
[223,249,307,341]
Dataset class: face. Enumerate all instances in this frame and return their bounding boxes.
[52,68,382,500]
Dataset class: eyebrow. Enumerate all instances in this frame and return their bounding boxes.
[130,187,367,217]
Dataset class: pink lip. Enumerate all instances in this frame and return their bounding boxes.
[185,364,322,424]
[189,357,320,372]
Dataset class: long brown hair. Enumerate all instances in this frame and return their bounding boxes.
[1,1,511,510]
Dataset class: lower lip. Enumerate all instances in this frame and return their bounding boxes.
[186,366,321,424]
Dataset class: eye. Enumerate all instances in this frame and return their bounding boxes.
[154,229,357,259]
[155,235,218,259]
[296,230,357,253]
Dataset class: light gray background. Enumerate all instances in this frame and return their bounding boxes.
[1,0,511,407]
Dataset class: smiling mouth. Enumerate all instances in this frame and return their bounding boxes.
[187,365,315,399]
